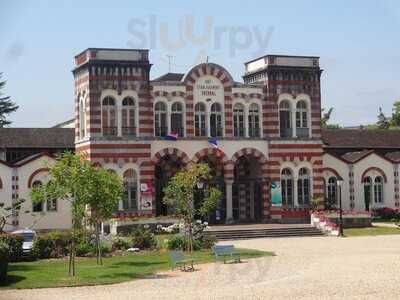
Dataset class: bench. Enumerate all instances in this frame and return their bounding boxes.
[170,251,194,271]
[212,245,241,263]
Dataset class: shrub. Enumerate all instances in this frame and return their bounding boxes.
[131,227,157,250]
[372,207,400,220]
[32,235,54,259]
[0,234,23,262]
[0,241,9,281]
[167,235,186,250]
[100,241,113,256]
[201,234,217,249]
[75,241,94,257]
[46,231,71,257]
[112,236,132,250]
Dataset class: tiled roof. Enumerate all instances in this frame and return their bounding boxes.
[0,128,75,148]
[322,129,400,148]
[152,73,184,82]
[340,150,374,163]
[385,151,400,162]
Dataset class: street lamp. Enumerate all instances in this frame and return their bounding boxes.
[336,178,344,237]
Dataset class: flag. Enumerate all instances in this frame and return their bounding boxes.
[208,138,218,149]
[164,132,178,141]
[208,139,224,157]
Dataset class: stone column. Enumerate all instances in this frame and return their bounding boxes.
[291,110,297,138]
[293,176,299,207]
[117,106,122,137]
[225,179,234,223]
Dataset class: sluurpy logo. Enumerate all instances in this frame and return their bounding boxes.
[127,14,274,67]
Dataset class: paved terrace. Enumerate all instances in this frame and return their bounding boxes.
[4,235,400,300]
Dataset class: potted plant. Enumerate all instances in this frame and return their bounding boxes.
[0,240,10,281]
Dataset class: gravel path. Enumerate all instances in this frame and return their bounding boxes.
[3,235,400,300]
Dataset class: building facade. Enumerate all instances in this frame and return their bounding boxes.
[73,48,324,224]
[2,48,400,232]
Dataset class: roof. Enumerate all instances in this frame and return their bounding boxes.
[152,73,184,82]
[52,118,75,128]
[341,150,374,163]
[385,151,400,162]
[322,129,400,148]
[0,128,75,148]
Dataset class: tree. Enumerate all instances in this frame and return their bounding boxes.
[163,163,221,254]
[85,167,122,265]
[0,199,28,233]
[391,100,400,128]
[0,73,18,127]
[321,107,341,129]
[31,152,92,276]
[377,107,390,129]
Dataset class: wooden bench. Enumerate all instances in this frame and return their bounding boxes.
[212,245,241,263]
[170,251,194,271]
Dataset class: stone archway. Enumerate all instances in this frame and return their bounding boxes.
[231,148,269,223]
[152,148,189,216]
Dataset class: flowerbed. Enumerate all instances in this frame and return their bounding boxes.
[311,210,372,236]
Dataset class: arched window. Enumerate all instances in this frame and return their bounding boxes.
[122,97,136,136]
[102,96,117,136]
[210,103,223,137]
[32,180,43,212]
[374,176,384,204]
[281,168,293,206]
[296,101,309,137]
[326,177,337,209]
[171,102,184,136]
[279,101,292,137]
[123,170,138,211]
[248,103,260,137]
[46,181,57,212]
[298,168,311,205]
[79,98,86,139]
[195,102,206,136]
[154,102,167,137]
[233,103,245,137]
[363,177,372,211]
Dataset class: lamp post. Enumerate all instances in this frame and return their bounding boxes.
[336,178,344,237]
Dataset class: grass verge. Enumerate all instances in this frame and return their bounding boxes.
[1,248,273,289]
[344,226,400,237]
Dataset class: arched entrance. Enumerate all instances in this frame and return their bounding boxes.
[233,156,264,222]
[193,148,228,224]
[198,155,226,224]
[153,149,189,216]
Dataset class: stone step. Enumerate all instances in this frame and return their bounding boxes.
[205,226,324,240]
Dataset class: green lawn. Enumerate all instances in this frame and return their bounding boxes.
[344,226,400,237]
[1,248,273,289]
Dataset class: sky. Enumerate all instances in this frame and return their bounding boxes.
[0,0,399,127]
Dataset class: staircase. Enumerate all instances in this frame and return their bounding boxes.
[206,225,324,240]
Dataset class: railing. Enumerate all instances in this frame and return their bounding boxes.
[248,127,260,138]
[171,127,184,137]
[210,125,223,137]
[280,127,292,138]
[122,126,136,137]
[103,126,118,136]
[155,126,168,137]
[195,127,207,137]
[296,127,310,138]
[233,127,245,138]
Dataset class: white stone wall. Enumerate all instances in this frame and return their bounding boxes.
[16,156,72,231]
[352,153,394,211]
[323,153,351,210]
[0,162,13,231]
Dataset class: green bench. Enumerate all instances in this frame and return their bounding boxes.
[170,251,194,271]
[212,245,241,263]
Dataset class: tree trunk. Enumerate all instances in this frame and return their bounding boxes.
[96,221,102,265]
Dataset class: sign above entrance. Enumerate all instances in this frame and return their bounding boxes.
[194,75,223,103]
